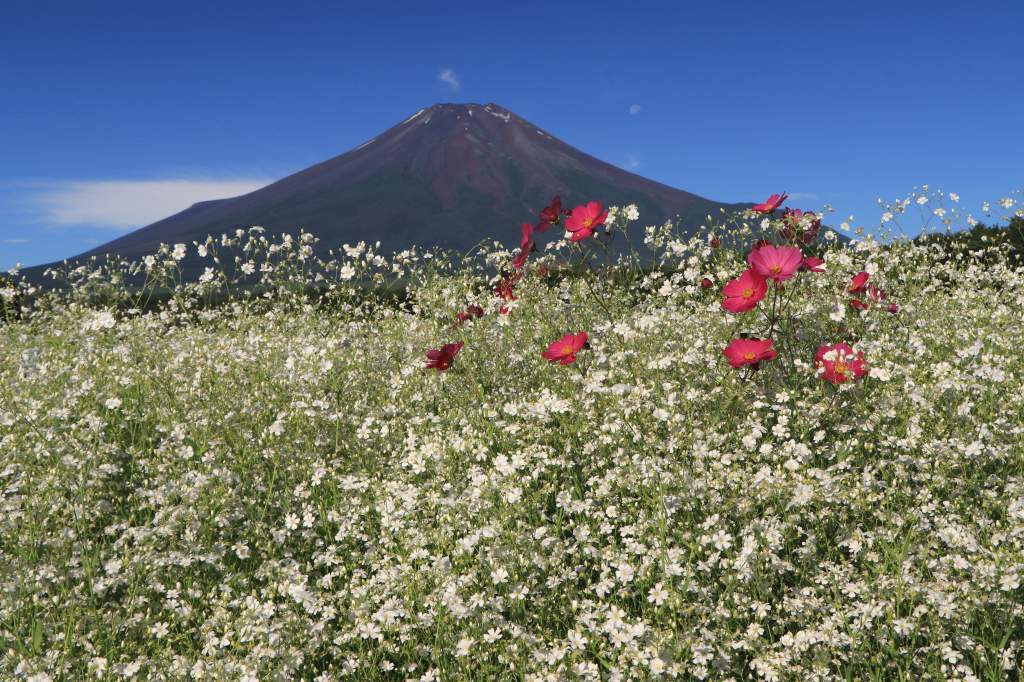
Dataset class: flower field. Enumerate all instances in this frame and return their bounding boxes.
[2,190,1023,680]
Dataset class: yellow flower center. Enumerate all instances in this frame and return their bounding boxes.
[582,217,593,228]
[834,361,848,375]
[562,344,574,356]
[744,351,756,361]
[742,287,754,298]
[769,264,782,274]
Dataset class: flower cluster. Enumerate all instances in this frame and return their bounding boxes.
[423,195,624,372]
[2,188,1022,680]
[714,193,907,388]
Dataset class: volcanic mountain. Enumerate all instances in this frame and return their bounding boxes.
[39,103,748,275]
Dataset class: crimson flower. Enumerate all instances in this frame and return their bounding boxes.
[747,244,804,282]
[752,192,788,213]
[780,208,822,244]
[802,256,826,272]
[542,332,589,365]
[454,305,485,326]
[867,283,887,302]
[710,236,722,249]
[848,271,870,293]
[815,342,868,384]
[564,201,608,242]
[537,195,568,231]
[849,298,869,310]
[723,338,778,369]
[513,222,535,269]
[425,342,464,371]
[887,303,901,315]
[701,277,714,289]
[722,268,768,313]
[494,270,522,302]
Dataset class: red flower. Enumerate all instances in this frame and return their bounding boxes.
[849,298,869,310]
[747,244,804,282]
[887,303,901,315]
[541,332,589,365]
[815,343,867,384]
[722,269,768,313]
[848,271,870,293]
[426,341,464,371]
[494,270,522,302]
[537,195,567,231]
[710,236,721,249]
[701,277,714,289]
[722,338,778,369]
[802,256,826,272]
[513,222,535,269]
[454,305,485,326]
[564,201,608,242]
[752,192,788,213]
[867,283,887,302]
[780,208,822,244]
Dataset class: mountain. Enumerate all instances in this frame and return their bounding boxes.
[32,103,748,277]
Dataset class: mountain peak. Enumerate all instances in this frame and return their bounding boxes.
[36,104,744,279]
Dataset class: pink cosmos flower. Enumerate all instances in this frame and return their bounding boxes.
[848,271,870,293]
[815,342,868,384]
[564,201,608,242]
[802,256,826,272]
[542,332,589,365]
[426,342,464,371]
[752,192,788,213]
[723,338,778,369]
[513,222,535,269]
[849,298,869,310]
[867,283,887,302]
[721,268,768,313]
[747,244,804,282]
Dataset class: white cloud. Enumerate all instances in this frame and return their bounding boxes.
[788,192,819,200]
[3,238,29,244]
[629,104,642,115]
[30,178,272,229]
[624,154,641,170]
[439,68,460,90]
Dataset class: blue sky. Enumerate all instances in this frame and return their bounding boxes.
[2,0,1022,270]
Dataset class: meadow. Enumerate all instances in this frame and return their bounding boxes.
[1,190,1023,680]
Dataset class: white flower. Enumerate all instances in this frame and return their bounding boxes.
[647,582,668,605]
[172,243,187,261]
[104,398,122,410]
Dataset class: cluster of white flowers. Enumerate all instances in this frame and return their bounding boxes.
[2,196,1023,679]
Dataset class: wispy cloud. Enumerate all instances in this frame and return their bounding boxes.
[438,68,460,90]
[3,238,30,244]
[788,192,819,200]
[628,104,642,115]
[624,154,641,170]
[27,178,273,229]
